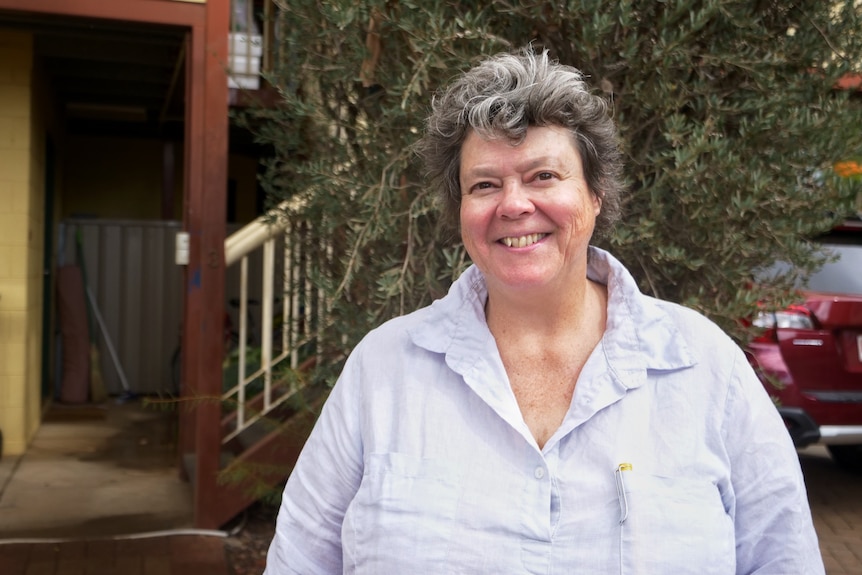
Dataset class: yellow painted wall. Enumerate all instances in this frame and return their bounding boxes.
[0,30,41,456]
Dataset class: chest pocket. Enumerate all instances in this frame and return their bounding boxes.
[619,470,735,575]
[343,453,461,573]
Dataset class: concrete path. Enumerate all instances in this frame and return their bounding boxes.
[0,402,192,539]
[0,401,230,574]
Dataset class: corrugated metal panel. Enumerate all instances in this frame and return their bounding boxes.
[61,219,184,396]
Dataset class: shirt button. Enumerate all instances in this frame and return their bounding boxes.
[534,467,545,479]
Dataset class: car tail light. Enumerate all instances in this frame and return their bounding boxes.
[752,305,816,342]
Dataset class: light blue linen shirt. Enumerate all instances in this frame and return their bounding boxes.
[264,247,823,574]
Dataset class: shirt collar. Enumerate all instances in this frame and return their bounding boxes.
[587,246,696,382]
[408,264,489,354]
[409,246,696,386]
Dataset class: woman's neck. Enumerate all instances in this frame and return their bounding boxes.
[485,277,608,347]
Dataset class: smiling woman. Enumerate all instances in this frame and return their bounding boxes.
[459,126,600,303]
[262,48,825,575]
[458,125,607,446]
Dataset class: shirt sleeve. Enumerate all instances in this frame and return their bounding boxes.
[263,348,365,575]
[722,347,825,575]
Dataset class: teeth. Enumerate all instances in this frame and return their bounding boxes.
[501,233,545,247]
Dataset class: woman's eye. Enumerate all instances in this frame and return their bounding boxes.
[536,172,555,181]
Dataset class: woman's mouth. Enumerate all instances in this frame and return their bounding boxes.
[500,233,547,248]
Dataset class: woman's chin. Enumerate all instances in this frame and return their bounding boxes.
[485,270,562,293]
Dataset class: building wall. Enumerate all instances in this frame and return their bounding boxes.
[0,29,40,456]
[0,21,259,458]
[63,135,260,223]
[63,136,183,220]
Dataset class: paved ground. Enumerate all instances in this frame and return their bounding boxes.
[0,401,231,574]
[0,533,229,575]
[800,445,862,574]
[0,403,192,539]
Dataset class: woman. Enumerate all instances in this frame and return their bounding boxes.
[264,49,822,574]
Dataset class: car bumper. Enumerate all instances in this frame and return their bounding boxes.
[780,407,822,447]
[780,407,862,447]
[819,426,862,445]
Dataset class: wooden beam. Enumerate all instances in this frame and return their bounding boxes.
[0,0,205,27]
[176,24,200,482]
[183,0,229,530]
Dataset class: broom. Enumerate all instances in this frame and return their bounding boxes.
[85,283,136,403]
[76,231,108,404]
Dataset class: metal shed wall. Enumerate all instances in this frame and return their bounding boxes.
[59,219,279,398]
[61,219,184,396]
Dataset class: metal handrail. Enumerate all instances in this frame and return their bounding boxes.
[221,200,308,444]
[224,201,291,266]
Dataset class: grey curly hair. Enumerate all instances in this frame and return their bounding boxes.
[416,48,624,239]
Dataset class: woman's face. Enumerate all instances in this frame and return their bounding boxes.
[459,125,600,296]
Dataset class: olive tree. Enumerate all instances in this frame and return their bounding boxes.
[240,0,862,384]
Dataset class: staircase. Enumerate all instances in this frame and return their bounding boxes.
[182,201,324,529]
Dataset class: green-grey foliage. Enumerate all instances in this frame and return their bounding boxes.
[238,0,862,385]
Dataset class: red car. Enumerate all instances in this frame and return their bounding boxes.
[747,224,862,472]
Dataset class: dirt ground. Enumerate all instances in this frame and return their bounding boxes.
[225,503,278,575]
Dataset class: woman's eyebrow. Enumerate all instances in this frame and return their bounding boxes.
[465,156,564,178]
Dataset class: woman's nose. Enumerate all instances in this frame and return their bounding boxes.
[496,181,535,218]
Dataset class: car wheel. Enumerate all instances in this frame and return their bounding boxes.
[827,445,862,473]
